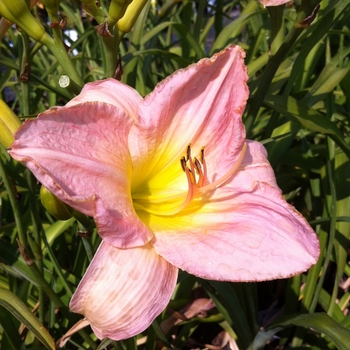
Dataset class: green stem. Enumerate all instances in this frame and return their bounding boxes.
[309,141,336,313]
[102,30,120,78]
[26,170,46,323]
[42,227,74,296]
[44,28,84,88]
[73,210,96,261]
[0,158,27,252]
[19,31,30,116]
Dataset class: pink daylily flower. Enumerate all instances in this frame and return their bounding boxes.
[258,0,291,7]
[9,45,319,340]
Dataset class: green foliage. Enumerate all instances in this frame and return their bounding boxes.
[0,0,350,349]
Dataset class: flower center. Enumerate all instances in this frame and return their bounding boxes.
[132,142,247,217]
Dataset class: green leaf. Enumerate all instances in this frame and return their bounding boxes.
[0,307,22,350]
[0,288,55,350]
[251,313,350,350]
[210,1,262,55]
[302,64,349,107]
[202,280,254,349]
[264,95,350,158]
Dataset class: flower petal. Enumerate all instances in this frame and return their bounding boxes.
[10,103,152,247]
[130,45,248,194]
[258,0,290,7]
[150,185,319,281]
[70,241,178,340]
[66,79,143,122]
[235,140,279,190]
[149,143,319,281]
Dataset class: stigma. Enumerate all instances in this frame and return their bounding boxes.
[133,142,247,216]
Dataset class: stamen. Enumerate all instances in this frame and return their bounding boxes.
[187,145,195,175]
[186,144,191,161]
[200,147,207,183]
[200,147,205,164]
[194,157,205,187]
[198,142,247,194]
[132,142,247,216]
[133,161,196,216]
[188,169,196,184]
[180,157,186,172]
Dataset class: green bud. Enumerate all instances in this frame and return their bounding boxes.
[0,0,52,45]
[117,0,148,33]
[107,0,132,27]
[40,186,74,220]
[0,99,21,149]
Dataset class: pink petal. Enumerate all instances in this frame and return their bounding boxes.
[235,140,279,190]
[10,103,152,247]
[66,79,143,122]
[150,143,319,281]
[130,45,248,193]
[258,0,291,6]
[70,241,178,340]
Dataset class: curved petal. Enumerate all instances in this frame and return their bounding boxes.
[10,102,152,247]
[66,79,143,122]
[258,0,290,6]
[70,241,178,340]
[235,140,279,190]
[150,182,319,282]
[130,45,248,194]
[148,142,319,281]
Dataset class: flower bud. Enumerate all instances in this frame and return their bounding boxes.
[0,0,52,45]
[40,185,74,220]
[117,0,148,33]
[0,99,21,149]
[107,0,132,27]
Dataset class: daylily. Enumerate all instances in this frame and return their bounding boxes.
[258,0,291,7]
[9,45,319,340]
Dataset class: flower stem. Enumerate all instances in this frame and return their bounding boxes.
[44,27,84,88]
[102,32,120,78]
[0,158,27,252]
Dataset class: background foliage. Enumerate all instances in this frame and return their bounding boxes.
[0,0,350,349]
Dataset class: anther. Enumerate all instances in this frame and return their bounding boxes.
[180,157,186,172]
[186,144,191,161]
[200,147,205,164]
[194,158,202,175]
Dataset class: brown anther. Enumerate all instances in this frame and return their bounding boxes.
[194,158,202,175]
[180,157,187,172]
[200,147,205,164]
[186,144,191,161]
